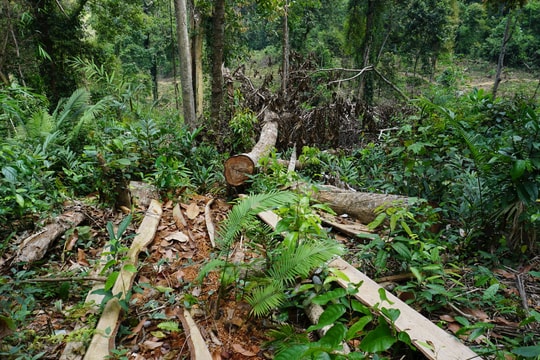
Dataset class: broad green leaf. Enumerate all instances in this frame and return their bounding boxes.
[105,271,119,291]
[307,304,346,332]
[114,158,131,166]
[512,345,540,358]
[381,308,400,323]
[274,344,309,360]
[482,283,499,300]
[123,264,137,273]
[328,268,351,283]
[368,212,387,230]
[346,315,373,340]
[510,159,527,180]
[410,266,423,283]
[312,288,347,306]
[390,242,411,260]
[319,323,347,348]
[359,320,397,352]
[15,193,24,207]
[378,288,394,305]
[117,214,132,238]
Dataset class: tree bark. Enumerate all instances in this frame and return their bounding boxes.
[192,7,204,119]
[174,0,196,129]
[15,210,85,264]
[306,184,411,224]
[224,110,279,186]
[281,0,290,95]
[210,0,226,129]
[493,11,515,99]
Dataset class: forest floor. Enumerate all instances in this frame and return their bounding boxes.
[3,189,539,359]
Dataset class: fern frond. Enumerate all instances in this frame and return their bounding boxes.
[245,283,285,317]
[217,191,295,248]
[268,240,343,286]
[195,258,226,283]
[457,126,491,173]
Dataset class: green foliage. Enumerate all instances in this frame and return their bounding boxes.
[268,280,416,359]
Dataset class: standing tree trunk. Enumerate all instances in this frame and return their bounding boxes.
[492,11,515,99]
[174,0,196,129]
[281,0,290,96]
[210,0,226,131]
[192,7,204,119]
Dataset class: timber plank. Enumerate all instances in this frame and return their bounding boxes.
[83,200,163,360]
[329,257,481,360]
[255,207,479,360]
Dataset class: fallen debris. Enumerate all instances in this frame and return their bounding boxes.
[15,210,85,264]
[83,200,163,360]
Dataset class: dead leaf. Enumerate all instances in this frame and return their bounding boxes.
[464,308,490,321]
[77,249,89,266]
[232,344,256,357]
[141,340,163,351]
[439,314,455,322]
[164,231,189,243]
[186,202,200,220]
[65,229,78,251]
[447,322,461,334]
[0,316,14,340]
[173,204,186,229]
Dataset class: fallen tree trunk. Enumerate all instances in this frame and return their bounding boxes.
[305,184,412,225]
[15,210,85,264]
[224,110,279,186]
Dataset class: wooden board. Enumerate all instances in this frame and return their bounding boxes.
[328,257,480,360]
[255,209,479,360]
[83,200,163,360]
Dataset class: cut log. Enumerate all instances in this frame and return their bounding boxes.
[83,200,162,360]
[15,210,85,264]
[306,184,412,224]
[224,110,279,186]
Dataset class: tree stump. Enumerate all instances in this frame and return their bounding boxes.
[224,110,279,186]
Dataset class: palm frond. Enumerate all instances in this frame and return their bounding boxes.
[53,88,91,131]
[64,96,113,146]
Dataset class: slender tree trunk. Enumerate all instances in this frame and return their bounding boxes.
[493,11,514,99]
[210,0,225,129]
[192,8,204,119]
[358,0,375,105]
[281,0,290,95]
[174,0,196,129]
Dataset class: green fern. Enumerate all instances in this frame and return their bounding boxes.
[217,191,295,248]
[245,283,286,317]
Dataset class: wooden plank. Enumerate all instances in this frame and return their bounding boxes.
[176,307,213,360]
[255,208,479,360]
[83,200,163,360]
[328,257,480,360]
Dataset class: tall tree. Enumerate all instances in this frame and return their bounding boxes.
[175,0,196,128]
[395,0,458,79]
[345,0,387,105]
[210,0,225,129]
[281,0,290,95]
[485,0,528,98]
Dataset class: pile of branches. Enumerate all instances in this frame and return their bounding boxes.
[228,52,414,151]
